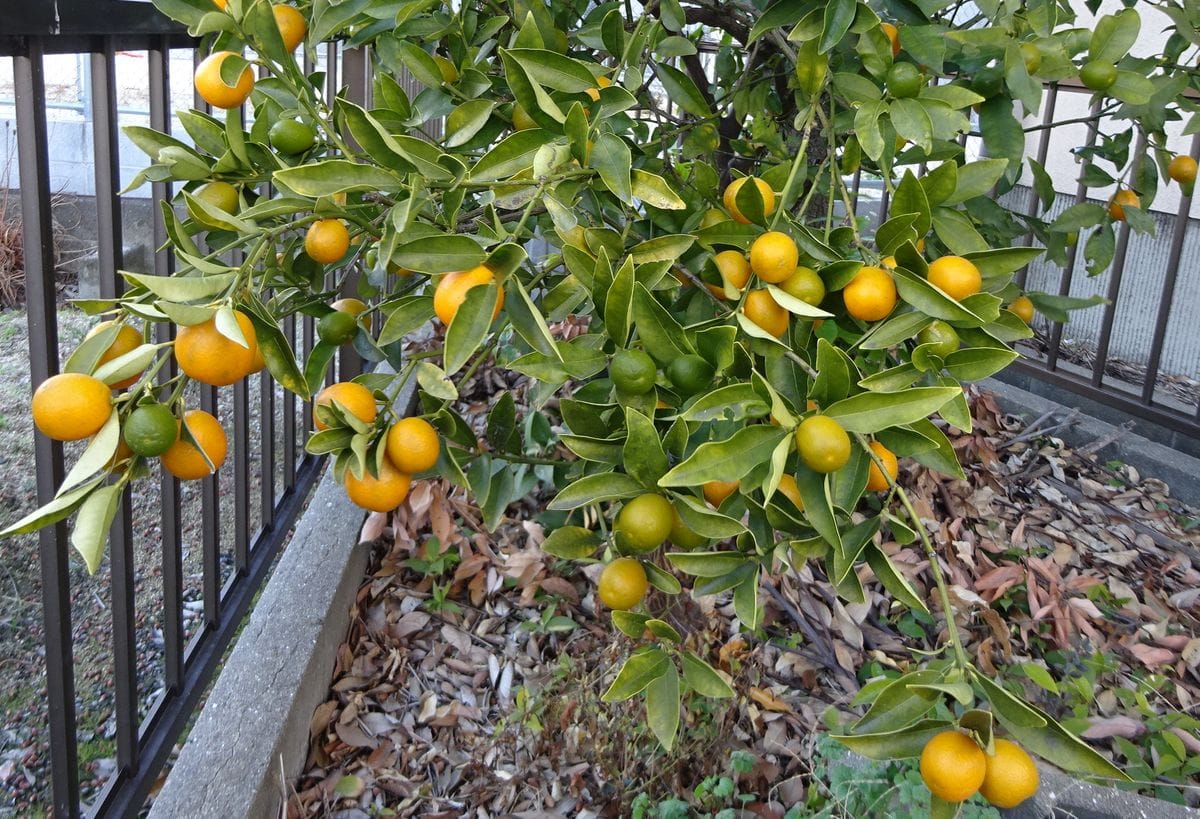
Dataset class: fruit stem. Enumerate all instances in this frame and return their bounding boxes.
[854,433,970,670]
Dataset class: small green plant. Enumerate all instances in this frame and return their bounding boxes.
[518,602,577,635]
[405,536,459,577]
[630,749,769,819]
[423,580,461,615]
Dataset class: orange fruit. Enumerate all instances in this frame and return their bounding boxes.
[330,297,371,328]
[433,265,504,325]
[386,417,440,473]
[927,255,982,301]
[865,441,898,491]
[85,321,143,389]
[161,409,227,480]
[1009,295,1035,323]
[777,474,804,509]
[1108,189,1139,221]
[272,4,307,52]
[313,382,377,431]
[795,415,851,473]
[780,265,825,305]
[668,506,708,549]
[843,266,897,321]
[585,75,612,101]
[713,250,751,294]
[722,176,775,224]
[920,731,987,803]
[212,0,228,7]
[597,557,648,610]
[979,739,1039,809]
[749,230,800,284]
[175,310,258,387]
[742,289,789,338]
[698,208,727,229]
[344,457,411,512]
[305,219,350,264]
[32,373,112,441]
[703,479,739,508]
[1168,155,1197,185]
[194,51,254,110]
[880,255,897,269]
[880,22,901,57]
[614,493,674,553]
[195,180,239,214]
[511,103,537,130]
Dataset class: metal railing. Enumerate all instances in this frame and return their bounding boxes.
[2,18,351,819]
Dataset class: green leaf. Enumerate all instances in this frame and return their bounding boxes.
[810,338,851,406]
[680,651,734,698]
[890,99,933,154]
[504,277,559,357]
[393,235,486,274]
[592,132,633,204]
[962,246,1043,278]
[378,295,435,345]
[824,387,960,433]
[274,160,403,196]
[932,207,989,255]
[890,170,932,237]
[548,472,644,510]
[645,661,680,750]
[767,284,833,318]
[893,268,985,323]
[973,672,1047,729]
[854,669,944,734]
[472,129,554,181]
[733,567,762,629]
[632,284,692,364]
[632,170,687,210]
[415,362,458,401]
[1050,203,1106,232]
[796,466,840,553]
[678,384,770,423]
[630,234,695,265]
[71,482,123,575]
[1090,8,1140,63]
[122,271,237,303]
[505,48,597,92]
[93,344,158,387]
[864,542,929,613]
[819,0,856,53]
[943,347,1018,381]
[605,256,635,346]
[644,564,682,595]
[653,63,712,118]
[666,551,748,577]
[1019,662,1060,694]
[602,647,669,701]
[541,526,602,559]
[750,0,813,43]
[445,99,497,148]
[944,158,1008,206]
[443,282,497,375]
[860,311,931,350]
[658,426,788,487]
[59,411,120,496]
[672,494,746,538]
[919,85,984,110]
[624,408,669,488]
[612,610,650,638]
[832,719,949,760]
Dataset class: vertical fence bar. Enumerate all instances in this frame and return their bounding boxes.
[1091,130,1147,387]
[1046,95,1103,371]
[1015,83,1058,289]
[233,377,250,571]
[15,39,81,818]
[283,314,297,487]
[200,384,220,627]
[1139,131,1200,405]
[91,35,141,774]
[150,38,184,693]
[260,365,276,530]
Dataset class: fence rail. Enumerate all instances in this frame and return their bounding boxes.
[5,10,1200,819]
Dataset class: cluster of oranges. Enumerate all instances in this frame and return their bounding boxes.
[921,729,1039,809]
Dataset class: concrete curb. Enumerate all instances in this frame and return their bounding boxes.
[147,464,368,819]
[982,377,1200,509]
[1004,763,1200,818]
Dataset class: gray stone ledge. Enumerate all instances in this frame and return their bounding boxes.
[1004,763,1200,818]
[147,463,368,819]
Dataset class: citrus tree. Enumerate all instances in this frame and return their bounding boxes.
[8,0,1199,811]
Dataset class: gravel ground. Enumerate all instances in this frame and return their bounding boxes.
[0,306,311,815]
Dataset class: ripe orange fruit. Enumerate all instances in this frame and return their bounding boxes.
[1108,189,1140,221]
[703,479,739,508]
[927,255,982,301]
[344,457,411,512]
[272,4,306,52]
[175,310,258,387]
[780,265,825,305]
[433,265,504,325]
[880,22,900,57]
[386,417,440,473]
[85,321,143,389]
[742,289,789,338]
[668,506,708,549]
[212,0,228,8]
[305,219,350,264]
[723,177,775,224]
[843,266,897,321]
[713,250,751,294]
[32,373,112,441]
[511,103,537,130]
[313,382,377,431]
[880,255,897,269]
[979,739,1039,809]
[920,731,987,803]
[597,557,648,610]
[777,474,804,509]
[1168,155,1197,185]
[795,415,851,473]
[865,441,898,491]
[585,74,612,101]
[1009,295,1035,323]
[194,51,254,110]
[749,230,800,284]
[615,493,674,553]
[162,409,227,480]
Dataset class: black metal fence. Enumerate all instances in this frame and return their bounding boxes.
[6,8,1200,819]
